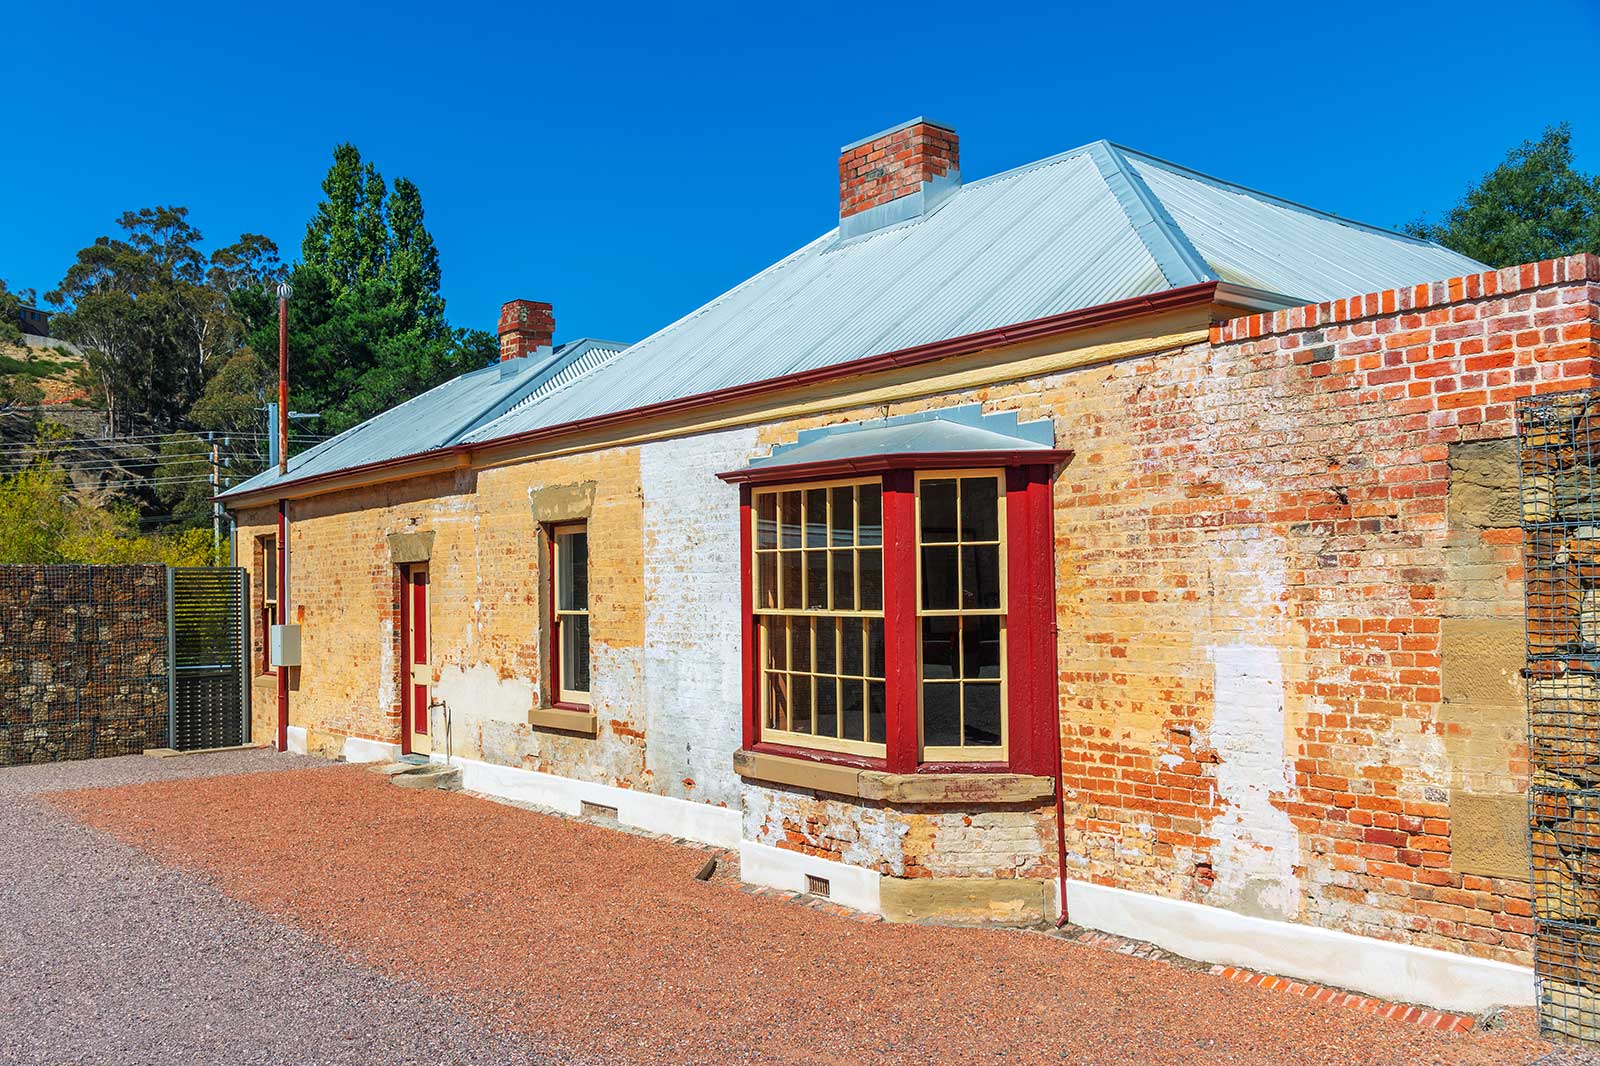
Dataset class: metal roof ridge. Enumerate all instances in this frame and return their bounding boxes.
[465,338,635,443]
[1107,140,1470,254]
[1087,140,1214,289]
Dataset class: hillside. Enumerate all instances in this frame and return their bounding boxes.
[0,336,91,407]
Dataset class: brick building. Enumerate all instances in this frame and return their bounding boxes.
[220,119,1600,1013]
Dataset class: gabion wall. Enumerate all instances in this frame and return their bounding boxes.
[0,565,169,765]
[1521,389,1600,1044]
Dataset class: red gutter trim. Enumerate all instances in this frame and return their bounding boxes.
[221,282,1215,504]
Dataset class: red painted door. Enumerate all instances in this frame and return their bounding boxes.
[404,564,431,754]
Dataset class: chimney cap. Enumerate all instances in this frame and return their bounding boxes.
[840,116,956,154]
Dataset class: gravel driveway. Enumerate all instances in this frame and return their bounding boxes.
[27,755,1598,1065]
[0,750,548,1065]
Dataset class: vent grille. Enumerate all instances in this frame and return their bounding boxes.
[580,800,619,821]
[805,874,831,898]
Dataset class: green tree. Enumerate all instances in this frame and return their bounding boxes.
[1408,123,1600,268]
[0,277,32,345]
[46,208,285,436]
[256,144,484,433]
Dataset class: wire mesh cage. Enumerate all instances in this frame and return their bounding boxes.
[0,565,169,764]
[1520,388,1600,1043]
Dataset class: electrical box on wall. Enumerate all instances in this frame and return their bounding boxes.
[269,624,302,668]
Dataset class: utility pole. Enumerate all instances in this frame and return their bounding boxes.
[277,282,291,478]
[209,435,221,558]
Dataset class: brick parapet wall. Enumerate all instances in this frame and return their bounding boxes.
[0,565,168,764]
[1213,253,1600,346]
[1048,259,1600,965]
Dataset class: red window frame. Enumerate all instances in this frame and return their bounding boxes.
[724,450,1068,777]
[259,534,278,676]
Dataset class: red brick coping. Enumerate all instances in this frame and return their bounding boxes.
[1208,965,1476,1033]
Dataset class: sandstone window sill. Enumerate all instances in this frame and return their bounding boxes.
[733,749,1053,804]
[528,705,598,736]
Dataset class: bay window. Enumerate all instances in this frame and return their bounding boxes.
[755,480,887,756]
[725,416,1067,778]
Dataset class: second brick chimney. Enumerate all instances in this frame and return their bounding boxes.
[498,300,555,361]
[838,118,960,238]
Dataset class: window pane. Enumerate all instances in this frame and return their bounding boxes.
[963,683,1003,747]
[814,617,837,675]
[758,553,777,609]
[866,618,885,677]
[263,540,276,601]
[921,616,958,679]
[962,545,1002,610]
[780,551,802,609]
[805,488,828,547]
[921,546,959,610]
[830,487,854,546]
[830,550,854,610]
[841,618,864,677]
[557,530,588,611]
[920,478,958,543]
[964,616,1002,678]
[815,677,838,738]
[923,682,960,747]
[841,681,864,741]
[858,484,883,546]
[960,477,1000,541]
[791,675,812,735]
[756,493,778,550]
[765,673,788,730]
[764,617,786,670]
[805,550,827,609]
[780,491,802,549]
[858,549,882,611]
[790,618,812,672]
[561,614,591,693]
[868,681,886,742]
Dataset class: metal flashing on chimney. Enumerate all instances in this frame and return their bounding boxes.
[838,168,962,242]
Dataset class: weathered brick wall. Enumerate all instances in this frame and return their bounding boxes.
[742,782,1054,881]
[1054,256,1600,966]
[234,254,1600,962]
[0,565,168,764]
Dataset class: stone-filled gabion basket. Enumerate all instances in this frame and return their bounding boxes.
[1521,388,1600,1044]
[0,565,169,766]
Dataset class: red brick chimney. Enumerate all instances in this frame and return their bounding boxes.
[838,118,959,232]
[497,300,555,361]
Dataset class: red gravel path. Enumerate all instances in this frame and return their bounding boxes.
[52,765,1563,1065]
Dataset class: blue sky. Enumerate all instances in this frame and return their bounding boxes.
[4,1,1597,347]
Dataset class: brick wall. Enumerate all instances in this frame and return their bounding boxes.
[0,565,168,764]
[839,120,958,219]
[232,254,1600,962]
[1054,255,1600,964]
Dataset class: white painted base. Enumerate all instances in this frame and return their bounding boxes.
[1063,878,1533,1013]
[439,755,741,849]
[342,736,401,763]
[286,725,307,755]
[738,840,883,915]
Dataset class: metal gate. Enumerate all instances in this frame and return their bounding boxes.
[167,567,250,752]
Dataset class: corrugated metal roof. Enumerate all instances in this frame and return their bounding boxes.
[465,140,1481,447]
[220,338,627,499]
[229,138,1486,497]
[1123,150,1486,302]
[741,403,1056,471]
